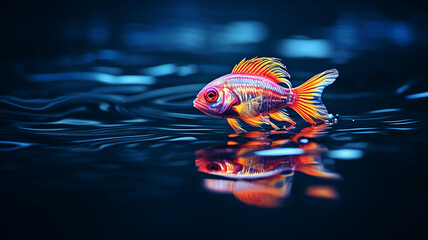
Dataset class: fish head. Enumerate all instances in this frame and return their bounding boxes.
[195,146,290,179]
[195,147,245,177]
[193,80,239,118]
[196,158,244,178]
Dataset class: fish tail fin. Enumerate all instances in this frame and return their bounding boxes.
[290,69,338,124]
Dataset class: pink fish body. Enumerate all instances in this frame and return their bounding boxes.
[193,57,338,133]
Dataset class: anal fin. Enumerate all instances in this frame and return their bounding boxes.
[227,118,247,133]
[241,115,280,130]
[240,115,265,127]
[269,110,296,129]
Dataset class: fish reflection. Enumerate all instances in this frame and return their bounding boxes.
[195,124,339,207]
[203,174,293,208]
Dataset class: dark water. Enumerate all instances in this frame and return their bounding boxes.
[1,2,428,239]
[1,50,427,239]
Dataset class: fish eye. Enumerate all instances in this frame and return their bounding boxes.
[205,89,218,103]
[207,163,221,172]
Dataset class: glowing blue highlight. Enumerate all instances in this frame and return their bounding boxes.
[222,21,268,44]
[328,149,363,160]
[166,137,197,142]
[0,141,33,151]
[141,64,176,76]
[255,148,305,156]
[278,37,332,58]
[390,23,413,46]
[122,119,148,123]
[406,91,428,100]
[27,72,156,85]
[53,119,101,126]
[367,108,401,114]
[99,103,109,111]
[396,83,411,94]
[177,65,197,76]
[387,127,415,131]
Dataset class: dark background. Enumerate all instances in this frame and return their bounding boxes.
[0,1,427,240]
[2,0,427,59]
[1,0,427,94]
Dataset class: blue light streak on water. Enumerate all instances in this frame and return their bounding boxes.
[277,37,332,58]
[328,149,364,160]
[27,72,156,85]
[177,65,197,76]
[406,91,428,100]
[141,64,176,76]
[254,148,305,156]
[220,21,268,44]
[396,83,411,94]
[165,137,198,142]
[53,119,102,126]
[387,127,415,131]
[0,141,33,151]
[367,108,401,114]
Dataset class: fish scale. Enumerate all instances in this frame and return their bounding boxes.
[225,75,289,115]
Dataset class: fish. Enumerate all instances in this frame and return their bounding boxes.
[193,57,338,133]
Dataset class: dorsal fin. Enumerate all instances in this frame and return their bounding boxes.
[232,57,292,88]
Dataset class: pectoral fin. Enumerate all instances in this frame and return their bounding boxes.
[227,118,247,133]
[233,97,282,131]
[233,96,263,117]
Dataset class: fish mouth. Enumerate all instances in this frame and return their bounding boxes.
[193,100,210,113]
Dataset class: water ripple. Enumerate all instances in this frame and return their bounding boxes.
[0,141,33,151]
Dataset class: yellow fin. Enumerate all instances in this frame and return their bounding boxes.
[240,116,265,127]
[269,110,296,129]
[232,57,292,89]
[290,69,338,124]
[240,115,279,130]
[233,96,263,117]
[226,118,247,133]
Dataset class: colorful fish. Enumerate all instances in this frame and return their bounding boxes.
[193,57,338,133]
